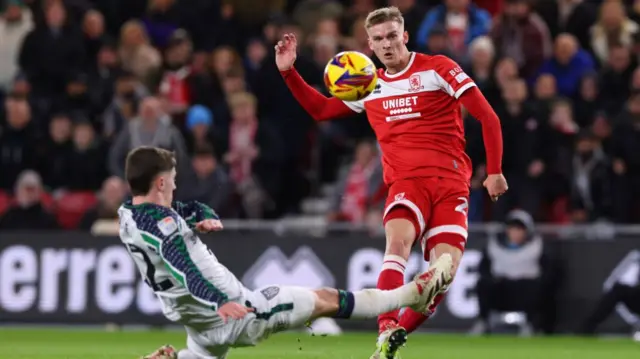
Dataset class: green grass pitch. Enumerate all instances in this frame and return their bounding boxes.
[1,328,638,359]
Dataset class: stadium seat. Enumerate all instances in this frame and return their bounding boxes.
[55,191,98,229]
[0,190,12,216]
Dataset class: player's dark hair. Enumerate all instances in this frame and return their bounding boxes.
[125,146,176,196]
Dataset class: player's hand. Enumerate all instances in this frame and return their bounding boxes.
[483,174,508,202]
[195,219,224,233]
[275,33,297,71]
[218,302,254,323]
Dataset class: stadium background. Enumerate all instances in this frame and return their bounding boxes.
[1,0,640,348]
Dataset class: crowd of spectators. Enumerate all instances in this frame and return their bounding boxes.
[1,0,640,231]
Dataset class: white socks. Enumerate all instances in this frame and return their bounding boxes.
[335,283,419,319]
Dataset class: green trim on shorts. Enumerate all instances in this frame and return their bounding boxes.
[246,301,294,320]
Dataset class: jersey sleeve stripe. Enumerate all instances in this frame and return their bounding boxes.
[454,82,476,99]
[160,235,229,310]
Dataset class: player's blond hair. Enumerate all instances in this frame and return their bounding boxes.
[364,6,404,29]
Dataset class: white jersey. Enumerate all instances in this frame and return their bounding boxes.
[117,200,245,329]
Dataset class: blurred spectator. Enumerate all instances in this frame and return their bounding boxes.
[598,44,635,114]
[327,139,383,224]
[37,113,73,190]
[536,0,596,51]
[158,29,194,116]
[465,36,495,90]
[0,94,37,190]
[101,70,147,140]
[182,144,233,217]
[18,1,85,99]
[292,0,344,37]
[81,9,106,67]
[118,19,162,86]
[0,170,57,230]
[424,26,452,57]
[0,2,33,91]
[490,0,552,80]
[223,91,282,218]
[569,130,613,223]
[65,121,108,191]
[538,33,596,97]
[590,0,639,65]
[108,96,189,178]
[79,176,127,230]
[416,0,491,60]
[472,210,556,334]
[142,0,184,49]
[88,41,121,113]
[544,99,580,214]
[532,74,558,120]
[611,90,640,222]
[573,73,603,127]
[484,56,519,105]
[59,72,101,120]
[183,104,224,156]
[244,38,268,95]
[493,79,544,220]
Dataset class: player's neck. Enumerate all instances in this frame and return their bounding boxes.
[385,50,412,75]
[132,194,170,208]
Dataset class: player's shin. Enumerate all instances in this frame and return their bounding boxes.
[376,254,407,328]
[333,284,420,320]
[398,293,446,333]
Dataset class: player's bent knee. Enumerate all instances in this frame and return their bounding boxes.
[384,206,420,256]
[310,288,340,318]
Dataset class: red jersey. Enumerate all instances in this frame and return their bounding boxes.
[342,52,476,186]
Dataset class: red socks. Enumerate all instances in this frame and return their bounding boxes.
[399,293,446,333]
[377,254,407,333]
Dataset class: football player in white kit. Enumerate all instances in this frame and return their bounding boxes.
[119,146,453,359]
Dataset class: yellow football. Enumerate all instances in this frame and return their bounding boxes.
[324,51,378,102]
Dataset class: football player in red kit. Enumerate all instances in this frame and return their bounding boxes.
[276,6,508,359]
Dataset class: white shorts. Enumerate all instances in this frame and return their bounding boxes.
[184,285,317,358]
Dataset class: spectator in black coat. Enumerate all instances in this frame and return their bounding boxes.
[569,131,614,223]
[18,1,85,100]
[36,113,74,191]
[611,90,640,222]
[0,170,58,230]
[0,94,38,190]
[65,121,108,191]
[492,79,545,220]
[182,145,233,217]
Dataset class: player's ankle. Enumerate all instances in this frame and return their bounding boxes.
[378,319,398,333]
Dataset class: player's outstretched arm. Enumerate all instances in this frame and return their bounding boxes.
[171,201,222,232]
[276,33,355,121]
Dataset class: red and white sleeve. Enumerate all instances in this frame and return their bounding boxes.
[433,56,477,99]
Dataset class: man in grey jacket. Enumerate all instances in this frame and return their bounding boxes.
[108,96,189,184]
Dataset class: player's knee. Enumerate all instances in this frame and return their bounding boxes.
[384,207,419,256]
[310,288,339,318]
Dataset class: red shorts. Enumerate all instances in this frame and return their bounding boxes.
[382,177,470,257]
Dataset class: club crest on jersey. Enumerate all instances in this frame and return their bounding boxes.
[157,216,178,236]
[408,74,424,92]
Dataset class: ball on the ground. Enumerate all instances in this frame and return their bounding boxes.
[324,51,378,102]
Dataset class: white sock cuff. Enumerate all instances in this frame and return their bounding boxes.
[381,254,407,273]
